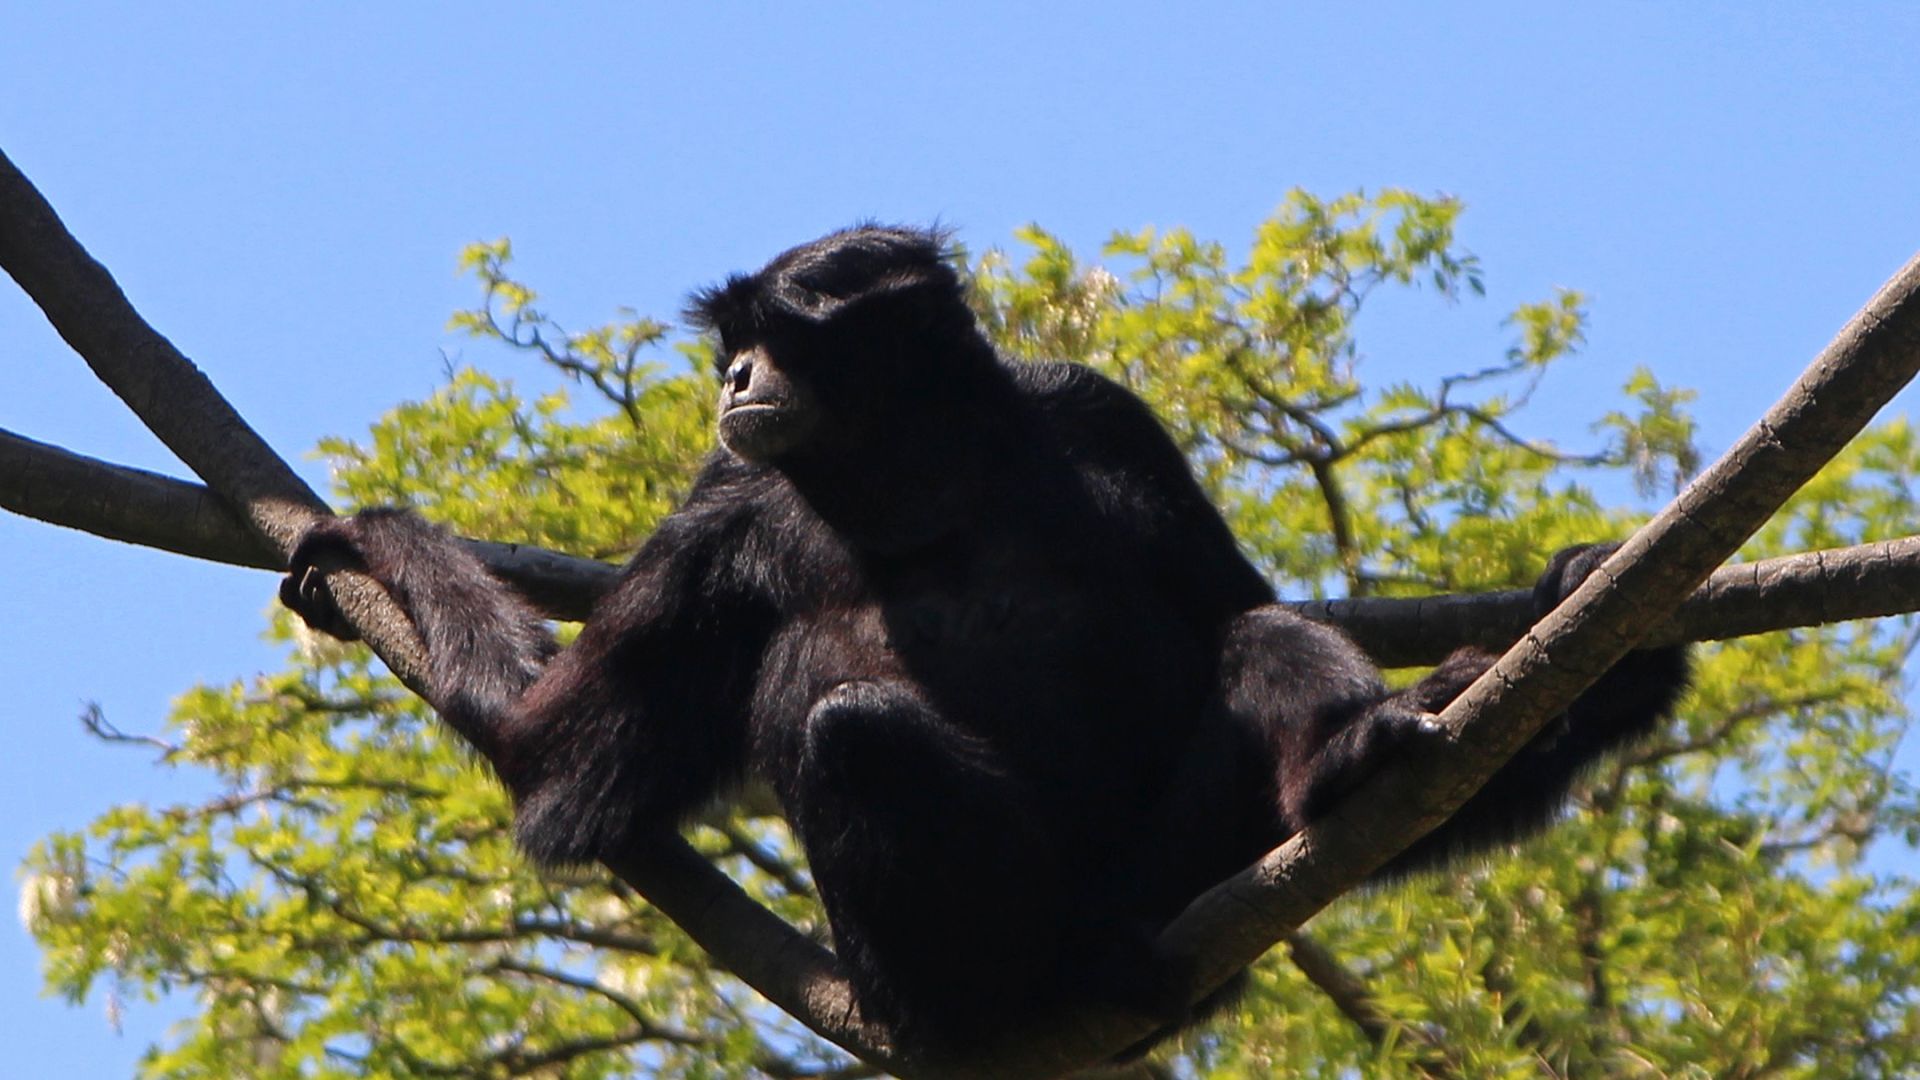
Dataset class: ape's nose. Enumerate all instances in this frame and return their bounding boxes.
[727,358,753,395]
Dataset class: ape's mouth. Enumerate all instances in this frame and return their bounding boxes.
[718,398,816,463]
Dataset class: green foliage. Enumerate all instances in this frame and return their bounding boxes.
[24,194,1920,1077]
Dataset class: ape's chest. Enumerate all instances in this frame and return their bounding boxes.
[864,536,1094,648]
[880,570,1082,658]
[864,536,1186,708]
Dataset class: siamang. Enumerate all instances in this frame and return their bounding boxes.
[280,225,1689,1052]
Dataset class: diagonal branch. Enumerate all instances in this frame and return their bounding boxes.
[0,147,898,1072]
[1147,247,1920,1051]
[1284,930,1461,1079]
[0,153,322,554]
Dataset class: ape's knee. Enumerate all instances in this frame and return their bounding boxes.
[805,677,914,742]
[1218,606,1383,713]
[800,680,961,793]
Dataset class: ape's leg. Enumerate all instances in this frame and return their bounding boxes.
[1086,607,1397,1060]
[1369,545,1690,875]
[1254,544,1690,877]
[784,679,1068,1046]
[1205,606,1418,842]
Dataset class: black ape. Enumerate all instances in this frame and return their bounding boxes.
[282,226,1688,1049]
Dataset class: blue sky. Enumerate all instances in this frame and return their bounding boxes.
[4,5,1920,1074]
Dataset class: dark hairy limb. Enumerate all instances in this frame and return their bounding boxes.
[783,680,1073,1047]
[282,506,765,867]
[283,509,556,763]
[1240,544,1690,879]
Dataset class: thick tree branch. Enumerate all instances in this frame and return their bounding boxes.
[1293,535,1920,666]
[0,147,899,1073]
[0,148,430,684]
[1143,249,1920,1061]
[8,424,1918,665]
[0,426,619,607]
[0,153,321,554]
[0,427,280,569]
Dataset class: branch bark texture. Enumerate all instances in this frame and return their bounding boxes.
[1145,249,1920,1062]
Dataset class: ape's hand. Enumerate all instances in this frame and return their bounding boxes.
[278,508,434,642]
[1533,542,1621,617]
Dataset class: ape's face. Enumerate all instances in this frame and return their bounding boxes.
[689,225,984,465]
[716,342,821,462]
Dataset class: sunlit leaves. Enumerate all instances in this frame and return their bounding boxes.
[975,190,1654,599]
[1597,367,1702,498]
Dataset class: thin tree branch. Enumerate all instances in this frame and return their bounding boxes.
[1284,930,1461,1079]
[489,957,705,1044]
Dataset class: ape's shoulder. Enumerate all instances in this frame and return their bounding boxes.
[1006,361,1192,485]
[643,449,852,605]
[1006,360,1143,417]
[1007,360,1275,613]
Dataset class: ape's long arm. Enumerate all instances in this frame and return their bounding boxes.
[284,495,772,866]
[284,508,556,760]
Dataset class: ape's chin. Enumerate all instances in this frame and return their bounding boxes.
[719,403,813,462]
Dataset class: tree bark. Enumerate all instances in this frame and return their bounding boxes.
[1147,248,1920,1058]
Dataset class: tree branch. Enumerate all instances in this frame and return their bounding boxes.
[0,426,620,609]
[1293,535,1920,666]
[0,427,278,568]
[9,423,1919,667]
[1284,930,1461,1079]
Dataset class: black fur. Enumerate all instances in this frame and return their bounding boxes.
[282,226,1689,1051]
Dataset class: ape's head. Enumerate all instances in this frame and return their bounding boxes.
[686,225,996,464]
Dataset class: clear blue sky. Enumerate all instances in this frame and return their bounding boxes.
[5,5,1919,1074]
